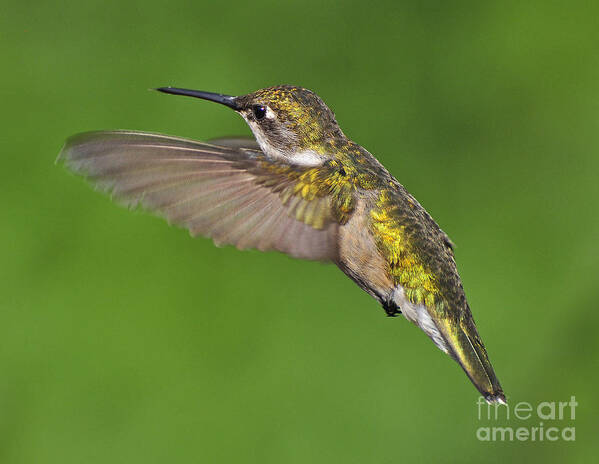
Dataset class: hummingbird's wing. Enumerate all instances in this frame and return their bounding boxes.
[59,131,340,261]
[207,136,261,151]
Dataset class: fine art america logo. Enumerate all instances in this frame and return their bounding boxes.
[476,396,577,442]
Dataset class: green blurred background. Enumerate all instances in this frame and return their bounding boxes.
[2,0,598,462]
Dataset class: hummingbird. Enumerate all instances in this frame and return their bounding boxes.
[59,85,506,404]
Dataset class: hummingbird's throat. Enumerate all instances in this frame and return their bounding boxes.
[243,116,328,167]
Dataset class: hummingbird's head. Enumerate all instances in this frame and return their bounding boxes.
[157,85,344,165]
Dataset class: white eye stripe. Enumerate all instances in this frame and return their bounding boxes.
[265,107,276,120]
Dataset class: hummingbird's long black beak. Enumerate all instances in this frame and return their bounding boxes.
[156,87,240,110]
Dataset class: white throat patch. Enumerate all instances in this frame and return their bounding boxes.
[244,116,325,167]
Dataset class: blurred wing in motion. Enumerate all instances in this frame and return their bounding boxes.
[208,136,261,151]
[58,131,339,261]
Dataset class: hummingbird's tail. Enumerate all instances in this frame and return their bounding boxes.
[393,286,505,403]
[435,312,506,404]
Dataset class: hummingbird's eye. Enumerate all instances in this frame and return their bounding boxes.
[252,105,267,120]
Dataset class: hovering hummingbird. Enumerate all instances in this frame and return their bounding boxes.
[59,85,505,403]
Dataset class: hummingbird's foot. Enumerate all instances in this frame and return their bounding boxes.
[383,301,401,317]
